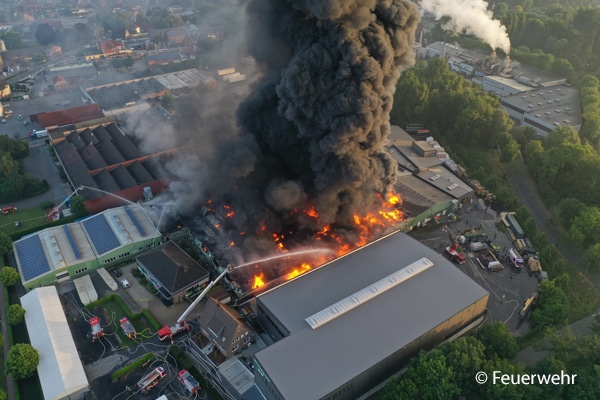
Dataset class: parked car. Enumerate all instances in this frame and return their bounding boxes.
[112,268,122,277]
[23,121,29,126]
[120,279,131,289]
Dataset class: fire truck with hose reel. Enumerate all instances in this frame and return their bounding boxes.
[157,265,232,341]
[137,366,167,394]
[178,369,201,395]
[119,317,137,339]
[89,317,104,341]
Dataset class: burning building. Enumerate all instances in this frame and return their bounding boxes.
[158,0,423,288]
[252,231,489,400]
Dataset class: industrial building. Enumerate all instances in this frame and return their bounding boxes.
[82,67,216,115]
[13,205,160,290]
[32,103,106,128]
[424,41,581,135]
[499,86,581,135]
[135,241,210,304]
[51,122,173,214]
[21,286,89,400]
[386,126,474,227]
[253,231,489,400]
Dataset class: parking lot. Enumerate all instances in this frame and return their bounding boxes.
[409,205,541,336]
[57,265,209,399]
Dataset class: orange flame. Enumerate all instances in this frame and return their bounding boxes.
[252,273,265,289]
[229,241,235,247]
[286,263,311,280]
[226,211,235,218]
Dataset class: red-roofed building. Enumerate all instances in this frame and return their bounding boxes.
[33,104,105,128]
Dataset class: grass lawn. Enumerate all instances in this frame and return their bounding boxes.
[90,299,157,346]
[0,205,50,237]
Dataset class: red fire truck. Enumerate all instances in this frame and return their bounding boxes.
[177,369,201,394]
[157,320,190,342]
[137,366,167,394]
[119,317,137,339]
[89,317,104,341]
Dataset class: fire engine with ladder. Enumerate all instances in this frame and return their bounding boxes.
[119,317,137,339]
[46,185,84,222]
[89,317,104,341]
[137,366,167,394]
[177,369,201,394]
[156,265,232,341]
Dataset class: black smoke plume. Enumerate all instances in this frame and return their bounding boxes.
[139,0,420,259]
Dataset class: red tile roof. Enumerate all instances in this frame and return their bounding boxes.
[37,104,105,128]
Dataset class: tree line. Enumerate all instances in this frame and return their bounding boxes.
[0,136,48,203]
[380,321,600,399]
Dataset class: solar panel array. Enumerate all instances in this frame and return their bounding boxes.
[124,206,147,236]
[15,235,51,281]
[82,214,121,255]
[63,225,82,259]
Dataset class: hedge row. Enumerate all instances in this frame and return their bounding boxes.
[111,353,155,381]
[86,294,160,328]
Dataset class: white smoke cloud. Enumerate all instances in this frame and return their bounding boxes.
[421,0,511,54]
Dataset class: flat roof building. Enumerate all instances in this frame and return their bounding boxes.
[13,205,161,290]
[253,231,489,400]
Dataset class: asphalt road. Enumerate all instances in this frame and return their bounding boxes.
[509,160,600,366]
[507,161,600,294]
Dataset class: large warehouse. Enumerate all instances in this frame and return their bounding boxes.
[253,231,489,400]
[13,205,161,290]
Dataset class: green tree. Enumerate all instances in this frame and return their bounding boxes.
[5,344,39,380]
[582,243,600,273]
[543,126,580,149]
[122,56,135,69]
[0,267,20,287]
[69,195,87,219]
[161,93,174,109]
[498,133,521,163]
[0,233,12,257]
[7,304,25,325]
[379,349,460,400]
[32,52,46,64]
[531,280,569,327]
[476,321,519,360]
[0,388,6,400]
[0,32,24,50]
[555,197,586,229]
[109,58,124,70]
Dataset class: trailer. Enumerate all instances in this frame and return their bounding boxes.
[119,317,137,339]
[177,369,201,394]
[137,366,167,394]
[158,320,190,341]
[90,316,104,341]
[478,249,502,270]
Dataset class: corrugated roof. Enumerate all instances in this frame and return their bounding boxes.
[255,231,489,400]
[37,104,104,128]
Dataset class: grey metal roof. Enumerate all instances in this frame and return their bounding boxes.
[254,231,489,400]
[136,241,209,294]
